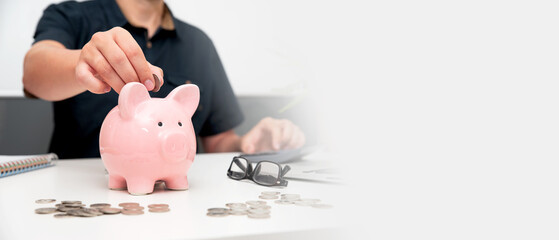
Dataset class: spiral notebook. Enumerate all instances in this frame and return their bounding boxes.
[0,153,58,178]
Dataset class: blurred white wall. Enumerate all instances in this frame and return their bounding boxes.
[0,0,364,97]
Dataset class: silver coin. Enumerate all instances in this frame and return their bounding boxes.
[76,208,103,217]
[247,213,271,219]
[225,203,247,208]
[62,203,86,208]
[207,208,229,213]
[250,205,271,210]
[206,212,228,217]
[274,200,293,205]
[280,194,300,201]
[311,203,333,209]
[61,200,82,204]
[35,199,56,204]
[259,195,279,200]
[149,208,170,213]
[261,191,281,196]
[100,208,122,214]
[246,200,267,206]
[35,207,58,214]
[248,208,271,215]
[90,203,111,209]
[57,206,82,212]
[53,213,74,218]
[229,210,248,215]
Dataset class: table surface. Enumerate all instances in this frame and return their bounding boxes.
[0,152,347,240]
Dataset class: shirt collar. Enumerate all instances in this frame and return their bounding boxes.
[100,0,179,36]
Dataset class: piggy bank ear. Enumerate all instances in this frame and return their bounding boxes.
[166,84,200,117]
[118,82,150,120]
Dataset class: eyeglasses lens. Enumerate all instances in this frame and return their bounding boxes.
[253,162,280,185]
[229,158,248,179]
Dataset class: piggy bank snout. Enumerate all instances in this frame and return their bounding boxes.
[161,132,190,161]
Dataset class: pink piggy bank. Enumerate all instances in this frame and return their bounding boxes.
[99,82,199,195]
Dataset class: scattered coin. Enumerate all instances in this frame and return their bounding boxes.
[206,212,228,217]
[35,207,58,214]
[119,202,140,207]
[61,200,82,204]
[53,213,74,218]
[246,200,266,206]
[123,206,145,211]
[121,210,144,215]
[229,210,248,215]
[250,205,271,210]
[280,194,300,201]
[225,203,247,208]
[274,199,293,205]
[35,199,56,204]
[259,195,278,200]
[261,191,280,196]
[90,203,111,209]
[149,208,170,213]
[248,208,270,215]
[207,208,229,213]
[148,204,169,209]
[100,208,122,214]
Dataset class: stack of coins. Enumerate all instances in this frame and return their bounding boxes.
[148,204,170,213]
[226,203,248,215]
[119,202,144,215]
[258,191,280,200]
[34,199,170,218]
[247,201,271,219]
[206,208,230,217]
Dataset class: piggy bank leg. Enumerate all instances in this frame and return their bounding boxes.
[164,175,189,190]
[125,177,156,195]
[108,175,127,190]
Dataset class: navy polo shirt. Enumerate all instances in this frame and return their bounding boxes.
[32,0,244,158]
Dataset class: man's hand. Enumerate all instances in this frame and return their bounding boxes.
[76,27,163,94]
[240,117,306,154]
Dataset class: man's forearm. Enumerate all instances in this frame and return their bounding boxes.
[23,40,86,101]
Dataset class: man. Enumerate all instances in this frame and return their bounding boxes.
[23,0,305,158]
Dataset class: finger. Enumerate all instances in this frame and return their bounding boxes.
[112,27,154,91]
[269,120,283,151]
[93,34,140,85]
[75,61,110,94]
[84,47,125,93]
[279,119,296,148]
[241,130,260,154]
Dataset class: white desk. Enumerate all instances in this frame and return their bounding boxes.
[0,153,347,240]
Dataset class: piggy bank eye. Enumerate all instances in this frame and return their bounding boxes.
[158,122,163,127]
[178,121,183,127]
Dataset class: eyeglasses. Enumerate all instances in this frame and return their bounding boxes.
[227,156,291,187]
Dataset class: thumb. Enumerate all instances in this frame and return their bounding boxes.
[148,63,164,92]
